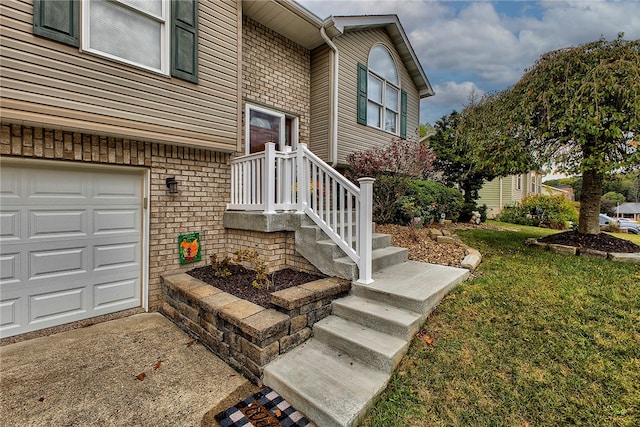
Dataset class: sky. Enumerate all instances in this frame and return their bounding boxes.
[298,0,640,126]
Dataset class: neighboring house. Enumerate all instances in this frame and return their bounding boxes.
[0,0,431,338]
[477,172,544,218]
[541,184,574,201]
[617,203,640,221]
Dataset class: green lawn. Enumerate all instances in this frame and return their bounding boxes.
[363,226,640,426]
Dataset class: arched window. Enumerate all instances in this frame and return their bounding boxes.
[367,45,400,133]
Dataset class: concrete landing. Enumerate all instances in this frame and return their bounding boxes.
[264,260,469,427]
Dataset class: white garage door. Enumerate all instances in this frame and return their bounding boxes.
[1,161,145,338]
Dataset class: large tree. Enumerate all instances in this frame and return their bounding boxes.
[485,36,640,234]
[430,110,498,221]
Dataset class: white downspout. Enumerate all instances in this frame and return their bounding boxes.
[320,26,339,167]
[499,177,503,211]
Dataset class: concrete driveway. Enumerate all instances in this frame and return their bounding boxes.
[0,313,257,426]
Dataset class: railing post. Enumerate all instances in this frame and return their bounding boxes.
[264,142,276,214]
[296,143,308,213]
[357,177,375,284]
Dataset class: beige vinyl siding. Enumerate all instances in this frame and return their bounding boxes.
[309,45,331,160]
[0,0,240,152]
[334,28,420,166]
[478,177,515,218]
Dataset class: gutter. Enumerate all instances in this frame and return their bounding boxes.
[320,26,338,167]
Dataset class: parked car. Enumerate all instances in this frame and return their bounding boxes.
[617,218,640,234]
[599,213,614,226]
[599,214,639,234]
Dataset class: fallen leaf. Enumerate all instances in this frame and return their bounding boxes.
[153,360,162,370]
[422,334,434,346]
[38,397,45,402]
[136,372,146,381]
[273,409,282,417]
[185,339,196,347]
[229,374,236,377]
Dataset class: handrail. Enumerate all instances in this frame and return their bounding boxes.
[228,143,374,284]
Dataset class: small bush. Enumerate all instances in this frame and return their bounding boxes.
[232,249,271,289]
[393,180,464,226]
[497,194,578,229]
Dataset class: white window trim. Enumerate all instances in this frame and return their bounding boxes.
[367,44,400,135]
[245,103,299,155]
[81,0,171,76]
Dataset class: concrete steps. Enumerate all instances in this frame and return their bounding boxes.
[263,339,389,427]
[264,260,470,427]
[295,220,407,281]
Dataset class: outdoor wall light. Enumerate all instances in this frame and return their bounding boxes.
[165,177,178,194]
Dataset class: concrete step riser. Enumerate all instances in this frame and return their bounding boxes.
[332,302,420,341]
[371,248,408,272]
[313,320,407,373]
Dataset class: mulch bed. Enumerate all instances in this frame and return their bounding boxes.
[187,265,325,309]
[538,231,640,253]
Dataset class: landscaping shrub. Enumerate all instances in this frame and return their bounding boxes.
[497,194,578,229]
[393,179,464,226]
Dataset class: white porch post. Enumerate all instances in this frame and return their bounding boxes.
[357,177,375,284]
[264,143,276,214]
[296,143,309,213]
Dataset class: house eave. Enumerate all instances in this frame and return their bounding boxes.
[326,15,434,97]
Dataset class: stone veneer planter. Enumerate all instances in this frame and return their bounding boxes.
[525,238,640,263]
[160,273,350,384]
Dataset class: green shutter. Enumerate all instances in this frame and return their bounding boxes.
[357,63,368,125]
[400,90,408,138]
[33,0,79,47]
[171,0,198,83]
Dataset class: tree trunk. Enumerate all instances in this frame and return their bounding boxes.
[578,169,604,234]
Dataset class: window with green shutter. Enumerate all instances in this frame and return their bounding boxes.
[32,0,198,83]
[361,45,404,136]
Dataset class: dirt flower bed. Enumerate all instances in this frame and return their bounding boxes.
[186,265,325,309]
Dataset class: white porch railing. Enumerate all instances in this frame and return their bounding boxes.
[229,143,374,284]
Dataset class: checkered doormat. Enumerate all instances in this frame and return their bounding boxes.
[215,387,316,427]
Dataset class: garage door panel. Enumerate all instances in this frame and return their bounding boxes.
[0,211,20,241]
[29,210,88,238]
[29,247,87,280]
[94,174,141,199]
[29,287,86,324]
[0,298,20,330]
[0,253,21,284]
[28,170,86,200]
[0,168,21,199]
[94,243,139,271]
[94,209,140,234]
[94,279,139,310]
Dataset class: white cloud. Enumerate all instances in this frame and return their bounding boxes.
[430,81,485,108]
[298,0,640,124]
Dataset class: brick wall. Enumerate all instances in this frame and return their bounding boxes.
[224,229,318,274]
[242,16,311,147]
[1,123,230,311]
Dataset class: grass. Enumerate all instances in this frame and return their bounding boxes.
[362,225,640,426]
